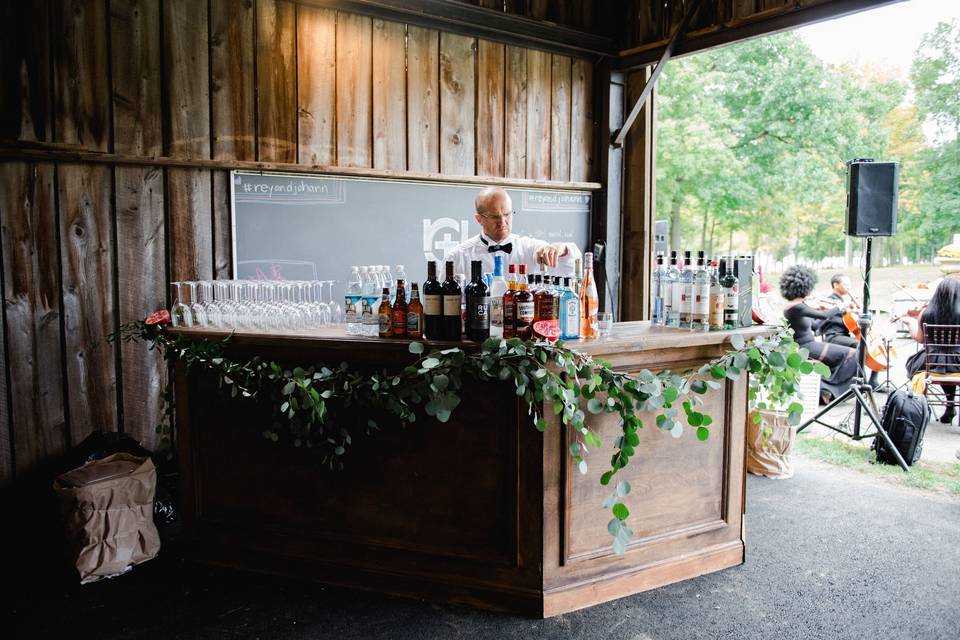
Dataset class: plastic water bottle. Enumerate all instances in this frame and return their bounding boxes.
[345,266,362,335]
[361,266,379,336]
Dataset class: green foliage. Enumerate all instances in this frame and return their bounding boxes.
[114,321,812,556]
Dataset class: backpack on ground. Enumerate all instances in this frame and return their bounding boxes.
[875,389,930,466]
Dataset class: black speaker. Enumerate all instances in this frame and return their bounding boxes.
[846,160,898,237]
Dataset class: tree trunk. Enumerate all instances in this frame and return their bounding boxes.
[707,219,717,257]
[669,179,683,253]
[700,210,709,253]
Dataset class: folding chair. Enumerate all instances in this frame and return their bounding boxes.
[920,324,960,418]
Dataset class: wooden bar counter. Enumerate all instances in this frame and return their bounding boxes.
[173,322,772,617]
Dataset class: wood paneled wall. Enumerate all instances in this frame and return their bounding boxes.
[0,0,598,486]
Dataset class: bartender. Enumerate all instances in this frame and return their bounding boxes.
[445,186,582,278]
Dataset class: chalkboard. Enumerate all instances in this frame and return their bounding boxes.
[231,171,592,301]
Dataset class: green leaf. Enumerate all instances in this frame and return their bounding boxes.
[691,380,708,394]
[612,502,630,520]
[663,386,679,403]
[408,341,424,354]
[696,426,710,441]
[710,366,726,379]
[688,412,703,427]
[812,361,831,377]
[799,361,814,374]
[600,470,614,486]
[578,460,588,475]
[422,357,440,369]
[616,480,631,497]
[587,398,604,414]
[536,417,547,431]
[282,381,296,396]
[730,333,746,350]
[787,352,803,369]
[613,537,627,556]
[432,373,449,391]
[767,352,786,368]
[752,411,763,424]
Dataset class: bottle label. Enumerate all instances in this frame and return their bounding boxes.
[344,296,358,323]
[710,292,724,327]
[725,289,739,311]
[443,295,461,316]
[564,298,580,337]
[517,301,535,323]
[362,299,375,323]
[378,313,392,334]
[424,294,441,316]
[672,281,684,311]
[407,311,421,334]
[468,296,491,330]
[491,297,503,328]
[694,283,710,315]
[661,283,673,311]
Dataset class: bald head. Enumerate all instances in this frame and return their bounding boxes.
[474,187,513,242]
[475,187,512,215]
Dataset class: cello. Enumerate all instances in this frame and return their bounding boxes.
[841,309,896,372]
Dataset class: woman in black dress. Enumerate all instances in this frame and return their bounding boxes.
[903,277,960,423]
[780,266,858,403]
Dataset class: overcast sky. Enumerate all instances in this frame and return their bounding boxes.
[797,0,960,78]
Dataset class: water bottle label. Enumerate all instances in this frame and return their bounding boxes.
[491,297,503,328]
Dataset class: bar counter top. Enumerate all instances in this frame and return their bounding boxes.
[170,320,776,358]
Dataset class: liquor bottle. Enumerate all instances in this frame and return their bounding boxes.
[395,264,409,303]
[515,264,534,340]
[503,265,517,339]
[560,277,580,340]
[441,261,462,340]
[692,251,710,332]
[720,257,740,330]
[489,255,507,338]
[345,266,362,335]
[392,279,408,337]
[552,276,562,323]
[407,283,423,338]
[652,253,665,325]
[465,260,491,341]
[534,273,554,324]
[679,250,693,329]
[709,259,724,331]
[665,250,680,327]
[580,251,599,338]
[573,258,583,295]
[422,261,443,339]
[454,272,467,336]
[531,273,542,295]
[378,288,393,338]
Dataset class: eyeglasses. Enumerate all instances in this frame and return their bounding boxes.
[478,210,515,223]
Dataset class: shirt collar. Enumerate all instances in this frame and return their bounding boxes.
[479,232,514,247]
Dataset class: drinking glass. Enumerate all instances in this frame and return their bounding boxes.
[170,282,193,327]
[324,280,343,324]
[598,312,614,337]
[187,282,208,327]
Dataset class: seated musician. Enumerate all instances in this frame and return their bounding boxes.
[903,277,960,424]
[781,266,858,404]
[815,273,860,349]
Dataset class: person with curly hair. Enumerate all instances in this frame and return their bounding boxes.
[780,265,858,404]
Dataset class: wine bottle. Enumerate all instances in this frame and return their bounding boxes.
[440,261,462,340]
[465,260,491,341]
[423,261,442,339]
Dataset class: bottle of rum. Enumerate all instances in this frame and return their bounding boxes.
[534,273,554,324]
[440,261,462,340]
[666,250,680,327]
[423,261,442,339]
[679,250,693,329]
[709,260,724,331]
[503,265,517,339]
[692,252,710,332]
[580,251,599,338]
[407,283,423,338]
[378,287,393,338]
[391,279,408,337]
[515,264,534,339]
[465,260,491,341]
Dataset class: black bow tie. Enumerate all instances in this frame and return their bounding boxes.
[481,237,512,254]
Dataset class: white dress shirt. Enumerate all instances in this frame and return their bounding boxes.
[444,232,581,279]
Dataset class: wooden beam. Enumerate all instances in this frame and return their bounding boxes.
[0,145,602,191]
[619,0,905,70]
[296,0,614,58]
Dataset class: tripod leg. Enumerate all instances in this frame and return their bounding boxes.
[797,388,855,436]
[851,387,910,472]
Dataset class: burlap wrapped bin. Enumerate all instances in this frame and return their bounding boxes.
[53,453,161,583]
[746,409,796,479]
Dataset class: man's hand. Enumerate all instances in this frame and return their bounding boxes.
[535,243,568,268]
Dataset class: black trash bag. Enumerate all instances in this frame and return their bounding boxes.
[64,431,179,526]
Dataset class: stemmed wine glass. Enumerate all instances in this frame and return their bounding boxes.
[170,282,193,327]
[324,280,343,324]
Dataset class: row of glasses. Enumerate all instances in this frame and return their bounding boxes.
[170,280,344,331]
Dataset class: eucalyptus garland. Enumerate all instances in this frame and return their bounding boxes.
[112,314,827,555]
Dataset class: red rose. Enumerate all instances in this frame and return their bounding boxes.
[145,309,171,326]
